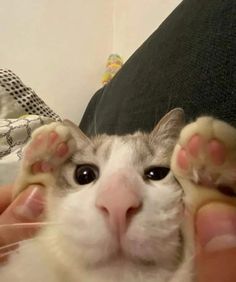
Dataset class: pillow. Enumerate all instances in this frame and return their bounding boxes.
[0,69,60,185]
[0,69,60,120]
[80,0,236,136]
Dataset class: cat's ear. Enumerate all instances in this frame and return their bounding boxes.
[63,119,92,145]
[150,108,185,144]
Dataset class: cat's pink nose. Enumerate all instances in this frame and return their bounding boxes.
[96,172,142,236]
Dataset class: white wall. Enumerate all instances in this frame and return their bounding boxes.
[0,0,113,122]
[113,0,182,60]
[0,0,181,122]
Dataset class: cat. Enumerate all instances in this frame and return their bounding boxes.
[1,108,236,282]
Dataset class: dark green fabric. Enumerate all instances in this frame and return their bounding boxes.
[80,0,236,136]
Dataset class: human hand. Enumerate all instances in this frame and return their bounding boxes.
[196,202,236,282]
[0,184,45,261]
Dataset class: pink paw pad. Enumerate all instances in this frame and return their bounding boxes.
[49,131,59,145]
[55,143,69,158]
[24,133,46,159]
[177,148,189,170]
[33,133,45,148]
[32,161,53,174]
[207,139,226,165]
[176,134,227,171]
[187,134,203,158]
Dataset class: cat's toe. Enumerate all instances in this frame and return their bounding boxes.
[207,138,226,166]
[31,160,53,174]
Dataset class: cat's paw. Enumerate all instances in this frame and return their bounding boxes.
[15,122,76,194]
[171,117,236,210]
[22,122,76,173]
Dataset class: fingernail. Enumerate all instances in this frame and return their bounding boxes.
[196,203,236,252]
[14,185,45,220]
[206,235,236,252]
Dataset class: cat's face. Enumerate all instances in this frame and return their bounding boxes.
[44,109,185,274]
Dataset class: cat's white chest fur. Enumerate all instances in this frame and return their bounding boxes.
[1,238,191,282]
[0,240,58,282]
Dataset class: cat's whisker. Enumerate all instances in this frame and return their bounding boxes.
[0,238,36,253]
[0,242,37,260]
[0,250,16,259]
[0,221,61,229]
[0,242,19,252]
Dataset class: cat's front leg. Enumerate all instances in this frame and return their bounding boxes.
[0,122,76,281]
[171,117,236,281]
[14,122,76,196]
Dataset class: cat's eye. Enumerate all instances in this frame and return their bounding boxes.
[144,166,170,181]
[74,164,99,185]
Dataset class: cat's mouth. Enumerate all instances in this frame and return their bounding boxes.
[88,249,159,269]
[85,229,183,270]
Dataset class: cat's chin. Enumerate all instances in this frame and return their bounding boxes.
[85,250,158,269]
[77,234,181,270]
[54,225,182,269]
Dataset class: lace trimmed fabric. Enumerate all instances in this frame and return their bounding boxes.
[0,69,61,184]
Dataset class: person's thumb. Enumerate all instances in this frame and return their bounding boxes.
[0,185,45,247]
[196,202,236,282]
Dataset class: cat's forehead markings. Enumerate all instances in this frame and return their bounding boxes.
[72,133,159,165]
[93,134,155,165]
[92,135,136,160]
[92,136,113,160]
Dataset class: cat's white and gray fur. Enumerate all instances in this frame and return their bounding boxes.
[0,108,195,282]
[15,106,236,282]
[2,108,235,282]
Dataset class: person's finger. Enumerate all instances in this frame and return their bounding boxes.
[0,185,14,213]
[196,202,236,282]
[196,248,236,282]
[0,185,45,248]
[196,202,236,252]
